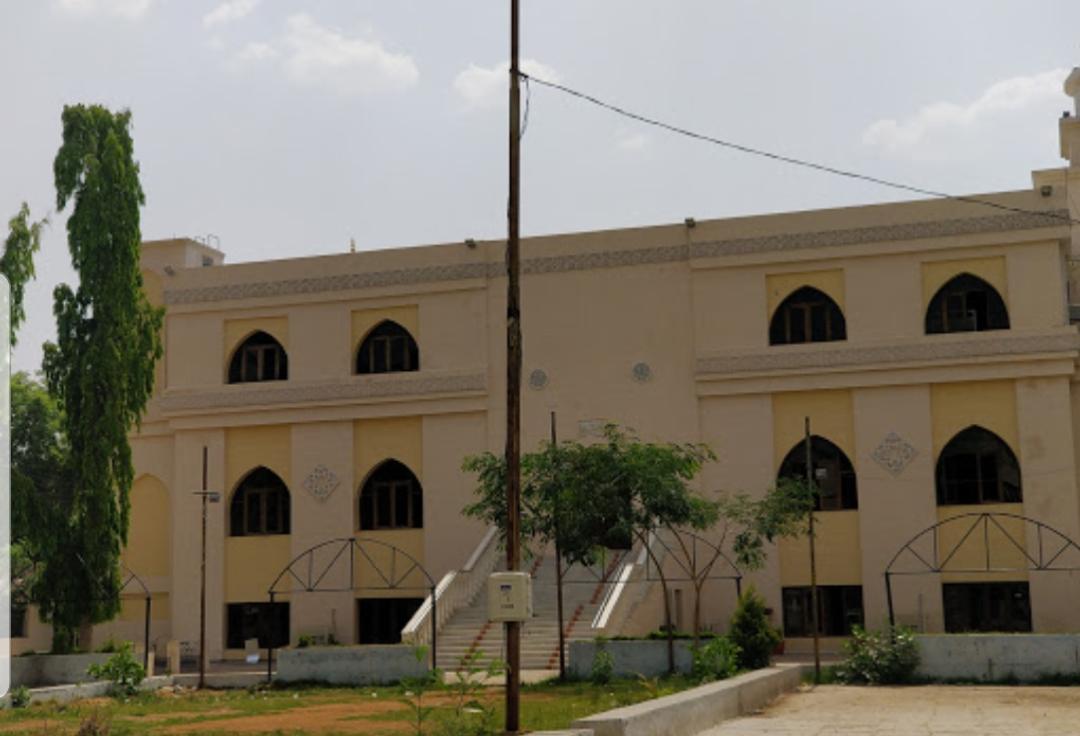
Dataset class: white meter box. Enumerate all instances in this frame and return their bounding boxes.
[487,572,533,622]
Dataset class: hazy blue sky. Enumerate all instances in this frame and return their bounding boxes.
[2,1,1078,372]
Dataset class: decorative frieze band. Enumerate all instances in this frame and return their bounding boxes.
[158,371,487,413]
[689,210,1068,259]
[164,209,1068,306]
[165,262,498,306]
[696,333,1080,376]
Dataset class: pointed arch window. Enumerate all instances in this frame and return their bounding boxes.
[228,331,288,383]
[356,321,419,375]
[778,435,858,510]
[359,460,423,530]
[925,274,1009,334]
[769,287,846,345]
[936,426,1021,505]
[230,467,291,536]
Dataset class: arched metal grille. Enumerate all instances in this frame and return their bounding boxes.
[883,512,1080,626]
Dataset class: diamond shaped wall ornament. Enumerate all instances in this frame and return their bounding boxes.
[872,433,917,476]
[303,464,340,501]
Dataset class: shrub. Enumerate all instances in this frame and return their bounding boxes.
[728,586,781,670]
[297,635,314,649]
[837,626,919,685]
[398,645,440,736]
[87,641,145,697]
[9,685,30,709]
[437,650,503,736]
[590,638,615,685]
[95,638,122,654]
[690,636,740,682]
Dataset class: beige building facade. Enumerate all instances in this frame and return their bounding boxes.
[16,69,1080,660]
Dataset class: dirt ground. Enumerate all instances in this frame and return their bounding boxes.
[698,684,1080,735]
[160,701,409,733]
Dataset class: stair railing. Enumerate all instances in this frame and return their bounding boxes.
[401,526,500,651]
[591,531,665,635]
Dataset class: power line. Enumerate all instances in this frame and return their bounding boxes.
[518,72,1080,227]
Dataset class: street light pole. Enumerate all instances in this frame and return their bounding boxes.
[193,446,220,689]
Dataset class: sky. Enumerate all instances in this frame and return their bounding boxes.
[1,0,1078,373]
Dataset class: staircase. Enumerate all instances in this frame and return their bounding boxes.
[434,552,614,671]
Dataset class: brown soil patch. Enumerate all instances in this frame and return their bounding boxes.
[123,707,237,724]
[163,701,408,734]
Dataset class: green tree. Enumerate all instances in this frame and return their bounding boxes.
[465,425,723,674]
[11,372,69,546]
[463,439,602,567]
[3,202,46,344]
[730,476,816,570]
[38,105,162,652]
[11,371,69,615]
[464,437,599,679]
[574,426,719,672]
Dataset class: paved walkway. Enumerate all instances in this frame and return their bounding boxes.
[697,684,1080,735]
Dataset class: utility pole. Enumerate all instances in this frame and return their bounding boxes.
[552,411,566,680]
[804,417,821,684]
[505,0,523,731]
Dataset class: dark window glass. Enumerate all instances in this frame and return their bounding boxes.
[782,586,864,637]
[789,305,806,343]
[11,605,27,638]
[769,287,846,346]
[357,321,419,375]
[943,582,1031,633]
[778,436,858,511]
[936,427,1022,506]
[926,274,1010,334]
[230,467,291,536]
[359,461,423,530]
[227,602,290,649]
[228,331,288,384]
[375,483,392,528]
[357,598,423,644]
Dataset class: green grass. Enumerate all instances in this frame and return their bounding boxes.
[0,675,700,735]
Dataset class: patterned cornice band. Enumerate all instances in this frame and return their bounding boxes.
[158,371,487,412]
[690,210,1069,259]
[164,209,1068,305]
[696,333,1080,375]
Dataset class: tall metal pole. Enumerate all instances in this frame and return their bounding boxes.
[144,595,152,674]
[505,0,523,731]
[804,418,821,684]
[199,445,208,689]
[552,411,566,680]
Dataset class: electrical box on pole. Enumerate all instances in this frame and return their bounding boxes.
[487,572,533,622]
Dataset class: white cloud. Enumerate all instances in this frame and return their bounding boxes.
[863,68,1068,155]
[55,0,153,19]
[616,128,649,151]
[203,0,259,28]
[227,41,278,70]
[278,14,418,96]
[453,59,560,109]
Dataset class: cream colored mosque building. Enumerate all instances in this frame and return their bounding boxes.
[15,69,1080,663]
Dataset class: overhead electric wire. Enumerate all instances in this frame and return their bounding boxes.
[518,71,1080,227]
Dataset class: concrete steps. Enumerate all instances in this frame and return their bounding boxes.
[434,553,613,671]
